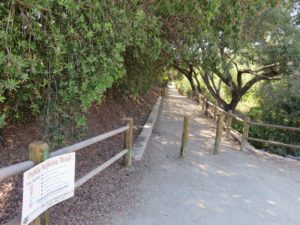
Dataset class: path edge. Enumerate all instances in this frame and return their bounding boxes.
[132,96,162,161]
[229,129,298,162]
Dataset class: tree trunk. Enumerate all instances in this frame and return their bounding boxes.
[223,94,241,112]
[193,74,202,94]
[185,74,196,92]
[172,63,198,97]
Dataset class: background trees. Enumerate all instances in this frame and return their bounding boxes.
[171,1,300,111]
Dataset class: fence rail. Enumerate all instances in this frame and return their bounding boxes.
[249,122,300,132]
[193,92,300,152]
[1,118,133,225]
[75,149,129,189]
[247,137,300,150]
[0,125,129,180]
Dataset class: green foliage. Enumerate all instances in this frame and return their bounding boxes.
[247,78,300,156]
[113,6,167,95]
[171,0,300,111]
[115,37,164,95]
[0,0,162,145]
[175,77,192,96]
[232,77,300,157]
[0,114,6,128]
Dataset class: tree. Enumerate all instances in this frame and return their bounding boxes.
[172,63,199,95]
[142,0,222,96]
[170,1,300,111]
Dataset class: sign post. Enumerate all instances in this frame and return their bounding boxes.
[22,142,75,225]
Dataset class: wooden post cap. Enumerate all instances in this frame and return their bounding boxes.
[29,141,49,163]
[29,141,49,150]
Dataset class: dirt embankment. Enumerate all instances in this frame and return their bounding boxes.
[0,88,160,224]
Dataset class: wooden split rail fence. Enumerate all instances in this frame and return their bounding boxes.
[196,93,300,153]
[180,91,300,154]
[0,118,134,225]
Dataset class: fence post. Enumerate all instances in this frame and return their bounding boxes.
[164,87,168,97]
[161,87,165,96]
[180,116,191,158]
[29,141,50,225]
[226,110,233,138]
[205,100,209,116]
[240,117,250,151]
[213,114,224,155]
[124,118,133,166]
[201,96,205,111]
[195,93,200,103]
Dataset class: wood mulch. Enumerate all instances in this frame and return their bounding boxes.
[0,88,160,224]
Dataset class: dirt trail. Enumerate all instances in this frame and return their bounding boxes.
[110,85,300,225]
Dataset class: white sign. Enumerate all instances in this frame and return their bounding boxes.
[22,152,76,225]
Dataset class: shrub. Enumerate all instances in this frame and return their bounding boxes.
[0,1,162,145]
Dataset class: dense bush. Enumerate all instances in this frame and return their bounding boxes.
[114,44,165,96]
[175,76,192,96]
[247,78,300,156]
[0,0,164,145]
[231,78,300,157]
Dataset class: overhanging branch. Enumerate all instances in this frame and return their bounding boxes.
[172,63,190,75]
[238,63,279,75]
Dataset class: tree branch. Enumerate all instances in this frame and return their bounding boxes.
[211,66,238,91]
[192,69,202,93]
[236,63,279,89]
[208,73,218,94]
[172,63,190,76]
[241,70,280,95]
[233,62,243,89]
[238,63,279,75]
[199,71,228,107]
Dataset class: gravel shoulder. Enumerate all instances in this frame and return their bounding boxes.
[0,88,160,225]
[110,85,300,225]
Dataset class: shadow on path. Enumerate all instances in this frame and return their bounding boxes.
[111,85,300,225]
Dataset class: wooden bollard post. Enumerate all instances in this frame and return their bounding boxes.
[240,117,250,151]
[226,110,233,138]
[213,114,224,155]
[180,116,191,158]
[29,141,50,225]
[124,118,133,166]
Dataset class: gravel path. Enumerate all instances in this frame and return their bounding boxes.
[110,85,300,225]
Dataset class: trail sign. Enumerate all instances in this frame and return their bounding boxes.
[22,152,75,225]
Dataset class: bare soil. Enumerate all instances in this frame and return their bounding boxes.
[0,88,160,224]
